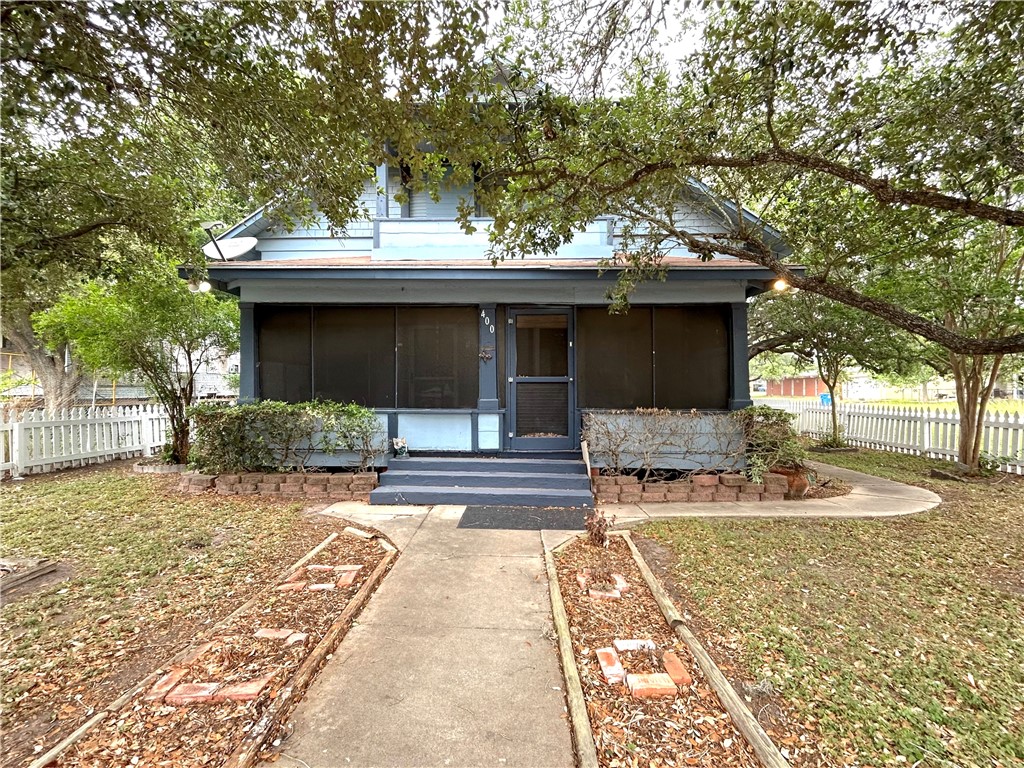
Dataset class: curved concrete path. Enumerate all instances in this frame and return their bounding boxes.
[271,462,938,767]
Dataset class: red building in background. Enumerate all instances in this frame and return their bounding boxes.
[766,375,830,398]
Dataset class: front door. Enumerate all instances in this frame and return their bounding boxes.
[508,309,575,450]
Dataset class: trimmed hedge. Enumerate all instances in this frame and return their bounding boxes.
[188,400,386,473]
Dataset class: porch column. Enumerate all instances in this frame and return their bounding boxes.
[375,162,389,218]
[239,302,257,403]
[728,301,753,410]
[478,304,499,410]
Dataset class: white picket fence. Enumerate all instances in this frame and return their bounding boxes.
[0,405,170,477]
[761,398,1024,474]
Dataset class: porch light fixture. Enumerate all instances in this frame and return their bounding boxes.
[187,278,212,293]
[772,278,789,292]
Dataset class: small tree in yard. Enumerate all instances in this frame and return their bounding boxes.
[35,247,239,463]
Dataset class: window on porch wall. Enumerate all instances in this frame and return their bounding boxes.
[576,306,729,410]
[256,305,478,408]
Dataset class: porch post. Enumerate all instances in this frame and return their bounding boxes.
[239,303,257,403]
[478,304,499,411]
[728,301,753,410]
[375,163,389,218]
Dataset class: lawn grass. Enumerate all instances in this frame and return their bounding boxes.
[0,462,340,765]
[641,451,1024,767]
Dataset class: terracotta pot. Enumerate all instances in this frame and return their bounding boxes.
[770,466,810,498]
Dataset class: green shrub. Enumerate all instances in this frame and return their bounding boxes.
[733,405,807,483]
[188,400,386,472]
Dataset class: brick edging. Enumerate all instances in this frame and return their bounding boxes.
[178,471,379,502]
[592,472,788,504]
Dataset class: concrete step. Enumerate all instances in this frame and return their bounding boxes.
[389,457,587,475]
[379,469,593,490]
[369,485,594,508]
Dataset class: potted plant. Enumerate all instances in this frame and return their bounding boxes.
[736,406,812,498]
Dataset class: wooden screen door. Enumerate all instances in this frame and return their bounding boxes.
[508,309,575,451]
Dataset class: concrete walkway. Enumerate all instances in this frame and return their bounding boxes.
[271,462,939,767]
[273,504,576,768]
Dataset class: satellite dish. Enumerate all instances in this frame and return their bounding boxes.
[203,236,258,261]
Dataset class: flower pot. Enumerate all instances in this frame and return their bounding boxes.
[770,466,811,499]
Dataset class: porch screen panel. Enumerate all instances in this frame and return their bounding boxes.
[516,382,568,436]
[654,306,729,409]
[257,307,311,402]
[313,308,395,406]
[576,308,653,408]
[397,307,478,408]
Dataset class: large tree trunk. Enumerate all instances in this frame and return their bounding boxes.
[949,352,1003,472]
[3,312,83,414]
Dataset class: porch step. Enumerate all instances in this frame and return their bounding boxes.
[371,456,594,508]
[386,457,588,475]
[381,470,593,490]
[370,485,594,508]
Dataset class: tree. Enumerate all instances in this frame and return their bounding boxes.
[480,0,1024,356]
[751,290,921,446]
[2,0,497,410]
[34,247,239,464]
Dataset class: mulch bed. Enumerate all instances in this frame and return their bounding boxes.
[555,536,762,767]
[58,532,388,767]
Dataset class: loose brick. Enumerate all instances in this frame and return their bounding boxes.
[618,492,642,503]
[741,483,766,494]
[640,492,666,502]
[737,492,762,502]
[661,652,693,687]
[344,526,374,539]
[254,627,294,641]
[285,632,308,647]
[284,569,306,582]
[588,587,621,601]
[166,682,220,705]
[612,573,629,593]
[179,641,214,664]
[614,638,655,652]
[217,474,241,485]
[763,492,785,502]
[688,491,714,502]
[335,570,359,587]
[144,667,188,702]
[188,474,216,486]
[665,492,690,502]
[328,474,353,486]
[308,582,336,591]
[257,482,280,493]
[626,673,677,698]
[575,569,592,590]
[719,474,746,487]
[307,564,337,571]
[213,675,274,703]
[276,581,306,592]
[596,647,625,684]
[335,564,363,572]
[691,475,720,487]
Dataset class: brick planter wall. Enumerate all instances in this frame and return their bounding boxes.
[592,473,788,504]
[178,471,379,502]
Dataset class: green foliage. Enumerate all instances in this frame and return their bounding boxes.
[33,249,239,463]
[189,400,386,473]
[734,406,806,482]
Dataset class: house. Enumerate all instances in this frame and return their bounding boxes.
[200,165,795,475]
